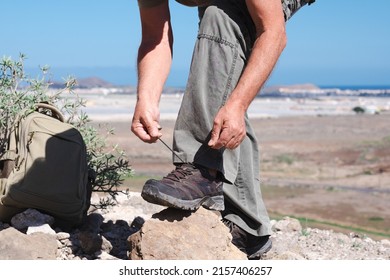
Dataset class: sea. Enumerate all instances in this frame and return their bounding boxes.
[78,85,390,122]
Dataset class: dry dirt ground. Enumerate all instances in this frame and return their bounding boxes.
[94,113,390,240]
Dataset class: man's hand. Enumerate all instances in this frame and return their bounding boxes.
[131,100,162,143]
[208,101,246,150]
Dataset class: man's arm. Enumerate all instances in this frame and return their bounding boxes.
[208,0,287,149]
[131,0,173,143]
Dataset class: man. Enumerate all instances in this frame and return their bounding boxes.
[132,0,315,259]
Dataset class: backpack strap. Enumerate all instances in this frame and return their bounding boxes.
[0,129,17,179]
[35,103,65,123]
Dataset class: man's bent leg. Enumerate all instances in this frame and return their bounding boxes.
[173,0,271,238]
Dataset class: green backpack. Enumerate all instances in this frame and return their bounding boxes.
[0,103,92,229]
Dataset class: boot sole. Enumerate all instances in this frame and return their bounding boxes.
[247,239,273,260]
[141,184,225,211]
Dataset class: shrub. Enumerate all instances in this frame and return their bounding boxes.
[352,106,365,114]
[0,54,133,208]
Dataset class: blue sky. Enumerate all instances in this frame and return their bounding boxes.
[2,0,390,87]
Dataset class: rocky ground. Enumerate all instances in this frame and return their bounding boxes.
[0,192,389,260]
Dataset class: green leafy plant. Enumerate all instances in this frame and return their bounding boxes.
[0,54,133,208]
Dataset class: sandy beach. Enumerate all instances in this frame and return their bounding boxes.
[88,94,390,239]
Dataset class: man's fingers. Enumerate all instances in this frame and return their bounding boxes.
[213,129,232,149]
[131,120,162,143]
[208,122,222,147]
[208,109,246,149]
[208,124,246,150]
[147,122,163,139]
[209,126,230,149]
[225,134,243,149]
[131,123,153,142]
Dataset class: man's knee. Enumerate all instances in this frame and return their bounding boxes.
[200,5,224,30]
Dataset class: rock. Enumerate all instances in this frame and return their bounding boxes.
[272,216,302,232]
[94,192,165,223]
[26,224,56,235]
[271,251,305,260]
[10,208,55,231]
[56,232,71,241]
[264,232,301,259]
[1,192,389,260]
[95,251,120,260]
[101,235,114,253]
[100,219,133,258]
[128,207,247,260]
[381,239,390,248]
[128,230,142,260]
[77,231,104,255]
[0,227,57,260]
[79,213,104,233]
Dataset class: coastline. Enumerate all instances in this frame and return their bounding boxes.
[82,93,390,122]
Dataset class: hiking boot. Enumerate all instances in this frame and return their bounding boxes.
[141,163,224,211]
[223,219,272,260]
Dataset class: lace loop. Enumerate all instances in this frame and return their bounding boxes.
[163,164,195,182]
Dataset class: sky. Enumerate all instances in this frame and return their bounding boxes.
[2,0,390,87]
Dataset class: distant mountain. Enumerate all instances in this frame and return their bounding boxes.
[49,77,114,89]
[76,77,114,88]
[261,83,320,95]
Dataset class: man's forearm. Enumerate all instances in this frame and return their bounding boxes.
[137,1,173,105]
[226,0,287,112]
[226,28,287,112]
[137,40,172,105]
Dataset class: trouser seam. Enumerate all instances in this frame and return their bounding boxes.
[223,42,238,105]
[197,33,235,48]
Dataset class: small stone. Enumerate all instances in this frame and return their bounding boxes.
[272,217,302,232]
[56,232,71,241]
[27,224,56,235]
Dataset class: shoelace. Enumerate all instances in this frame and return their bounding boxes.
[158,138,185,163]
[222,219,234,232]
[164,164,194,182]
